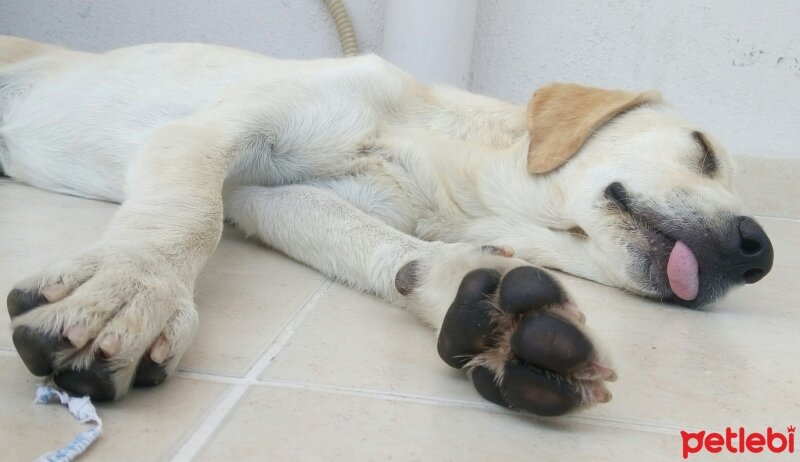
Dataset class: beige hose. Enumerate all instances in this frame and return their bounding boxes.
[322,0,360,56]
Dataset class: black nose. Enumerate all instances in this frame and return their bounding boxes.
[721,217,773,284]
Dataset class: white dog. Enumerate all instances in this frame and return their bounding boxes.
[1,36,773,416]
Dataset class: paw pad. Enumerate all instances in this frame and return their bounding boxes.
[7,288,47,318]
[437,266,613,416]
[54,362,117,401]
[498,266,563,314]
[437,269,501,368]
[134,356,168,387]
[510,312,591,372]
[11,326,68,376]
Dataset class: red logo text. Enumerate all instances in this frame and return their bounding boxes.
[681,426,795,459]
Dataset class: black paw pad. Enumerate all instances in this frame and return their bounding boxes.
[498,267,563,315]
[12,326,68,376]
[503,361,580,416]
[511,313,592,372]
[454,269,501,306]
[54,362,116,401]
[471,365,508,407]
[7,288,47,318]
[438,300,496,368]
[134,356,168,387]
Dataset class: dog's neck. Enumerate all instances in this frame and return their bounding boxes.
[406,131,569,240]
[386,85,580,250]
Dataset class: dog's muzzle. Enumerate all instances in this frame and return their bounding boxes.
[607,182,774,306]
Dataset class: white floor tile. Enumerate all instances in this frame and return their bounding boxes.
[261,283,480,401]
[0,355,229,462]
[180,226,327,377]
[196,386,684,462]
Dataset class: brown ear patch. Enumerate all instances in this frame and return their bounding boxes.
[527,83,662,174]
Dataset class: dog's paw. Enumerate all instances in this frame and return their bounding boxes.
[7,247,198,400]
[437,266,615,416]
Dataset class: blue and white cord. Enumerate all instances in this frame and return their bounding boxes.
[33,385,103,462]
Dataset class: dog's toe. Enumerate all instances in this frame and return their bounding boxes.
[134,356,168,387]
[438,299,497,368]
[470,365,508,407]
[11,326,68,376]
[7,288,47,318]
[54,361,117,401]
[502,361,581,416]
[498,266,564,314]
[510,312,592,372]
[454,268,501,305]
[437,269,501,368]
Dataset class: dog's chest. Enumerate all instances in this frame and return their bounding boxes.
[331,134,478,237]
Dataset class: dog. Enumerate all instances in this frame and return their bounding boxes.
[0,36,773,416]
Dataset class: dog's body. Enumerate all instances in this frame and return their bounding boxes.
[1,36,773,415]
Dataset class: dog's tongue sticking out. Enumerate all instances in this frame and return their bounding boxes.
[667,241,699,301]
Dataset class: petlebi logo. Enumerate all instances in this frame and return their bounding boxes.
[681,425,796,459]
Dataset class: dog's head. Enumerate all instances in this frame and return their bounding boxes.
[525,83,773,307]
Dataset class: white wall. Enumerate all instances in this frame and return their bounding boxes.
[2,1,797,159]
[382,0,477,87]
[470,0,800,159]
[0,0,386,58]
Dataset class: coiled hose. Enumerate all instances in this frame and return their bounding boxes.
[322,0,360,56]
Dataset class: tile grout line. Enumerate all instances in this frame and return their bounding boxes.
[168,280,333,462]
[176,370,692,436]
[753,214,800,222]
[178,370,487,407]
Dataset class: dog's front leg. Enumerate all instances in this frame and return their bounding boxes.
[7,114,234,400]
[225,185,616,416]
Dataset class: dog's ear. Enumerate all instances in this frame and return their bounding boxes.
[526,83,662,174]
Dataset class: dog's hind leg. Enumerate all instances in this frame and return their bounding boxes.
[7,109,241,400]
[224,184,616,416]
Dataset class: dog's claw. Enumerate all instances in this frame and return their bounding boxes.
[149,335,170,364]
[482,245,514,258]
[66,324,90,349]
[42,283,69,303]
[99,335,120,357]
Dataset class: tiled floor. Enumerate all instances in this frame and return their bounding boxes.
[1,178,798,461]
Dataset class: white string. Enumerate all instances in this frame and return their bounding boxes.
[33,385,103,462]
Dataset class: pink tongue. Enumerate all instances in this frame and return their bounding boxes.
[667,241,699,301]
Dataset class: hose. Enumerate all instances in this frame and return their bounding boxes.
[322,0,360,56]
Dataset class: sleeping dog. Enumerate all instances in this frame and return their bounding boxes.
[0,36,773,416]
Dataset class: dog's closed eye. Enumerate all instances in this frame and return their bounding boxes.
[692,131,717,177]
[551,226,588,239]
[567,226,588,238]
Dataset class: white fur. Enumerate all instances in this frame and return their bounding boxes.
[0,36,739,399]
